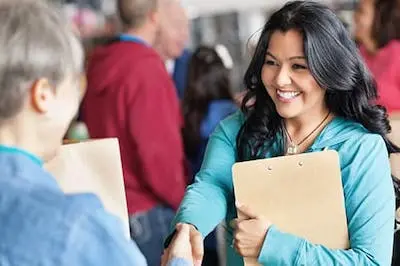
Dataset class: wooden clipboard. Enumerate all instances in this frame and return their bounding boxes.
[232,150,349,265]
[45,138,130,237]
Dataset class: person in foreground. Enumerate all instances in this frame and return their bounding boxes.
[163,1,399,265]
[0,0,146,265]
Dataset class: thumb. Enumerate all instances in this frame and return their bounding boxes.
[168,223,192,262]
[190,228,204,265]
[174,223,190,243]
[236,202,259,219]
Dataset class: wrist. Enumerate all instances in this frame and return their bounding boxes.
[164,223,200,249]
[187,223,198,231]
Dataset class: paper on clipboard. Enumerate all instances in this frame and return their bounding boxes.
[45,138,130,237]
[232,150,349,266]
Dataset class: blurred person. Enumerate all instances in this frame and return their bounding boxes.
[81,0,187,265]
[63,3,101,38]
[65,0,102,10]
[172,49,193,99]
[182,46,237,266]
[155,0,191,99]
[183,46,237,183]
[155,0,189,62]
[354,0,400,113]
[0,0,147,265]
[103,14,121,36]
[164,1,398,265]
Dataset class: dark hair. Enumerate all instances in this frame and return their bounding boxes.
[182,46,233,157]
[372,0,400,49]
[237,1,400,164]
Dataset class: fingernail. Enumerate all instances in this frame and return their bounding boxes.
[195,260,202,266]
[235,201,242,207]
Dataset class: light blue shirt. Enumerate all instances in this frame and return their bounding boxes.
[168,258,191,266]
[173,111,395,265]
[0,145,147,266]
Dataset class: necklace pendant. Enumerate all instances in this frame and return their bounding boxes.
[287,143,299,155]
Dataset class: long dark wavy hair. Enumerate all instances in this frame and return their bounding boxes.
[182,46,233,157]
[236,1,400,189]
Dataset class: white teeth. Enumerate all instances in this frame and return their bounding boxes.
[277,90,300,99]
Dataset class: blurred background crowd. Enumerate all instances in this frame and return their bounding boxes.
[56,0,400,265]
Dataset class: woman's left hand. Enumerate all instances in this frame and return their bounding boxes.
[231,203,272,258]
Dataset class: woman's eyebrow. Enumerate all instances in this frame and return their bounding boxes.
[266,52,305,61]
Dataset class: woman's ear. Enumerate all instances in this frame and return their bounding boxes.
[30,78,54,114]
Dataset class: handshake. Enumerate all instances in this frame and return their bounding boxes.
[161,223,204,266]
[162,204,270,266]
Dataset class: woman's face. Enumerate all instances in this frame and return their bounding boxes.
[354,0,375,43]
[261,30,327,120]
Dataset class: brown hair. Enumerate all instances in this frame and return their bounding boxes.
[117,0,158,29]
[372,0,400,48]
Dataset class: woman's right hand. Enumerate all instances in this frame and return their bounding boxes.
[162,223,204,266]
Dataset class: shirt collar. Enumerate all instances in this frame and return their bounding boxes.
[0,145,59,190]
[118,34,150,47]
[0,145,42,166]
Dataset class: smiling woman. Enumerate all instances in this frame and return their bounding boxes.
[259,30,333,155]
[261,30,330,154]
[164,1,399,265]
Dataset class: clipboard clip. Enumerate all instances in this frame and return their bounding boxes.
[266,161,305,171]
[266,147,330,171]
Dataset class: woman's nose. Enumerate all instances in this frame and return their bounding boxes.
[275,66,292,87]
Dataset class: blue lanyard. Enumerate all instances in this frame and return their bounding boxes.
[118,34,149,46]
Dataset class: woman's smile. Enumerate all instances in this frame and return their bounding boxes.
[276,89,302,102]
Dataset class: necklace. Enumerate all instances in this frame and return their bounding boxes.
[284,111,331,155]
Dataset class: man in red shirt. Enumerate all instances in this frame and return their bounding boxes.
[81,0,186,265]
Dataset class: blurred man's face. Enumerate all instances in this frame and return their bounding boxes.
[157,5,189,60]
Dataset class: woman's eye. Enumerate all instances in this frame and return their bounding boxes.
[265,60,276,66]
[292,64,307,70]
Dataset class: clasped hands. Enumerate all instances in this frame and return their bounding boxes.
[162,203,271,266]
